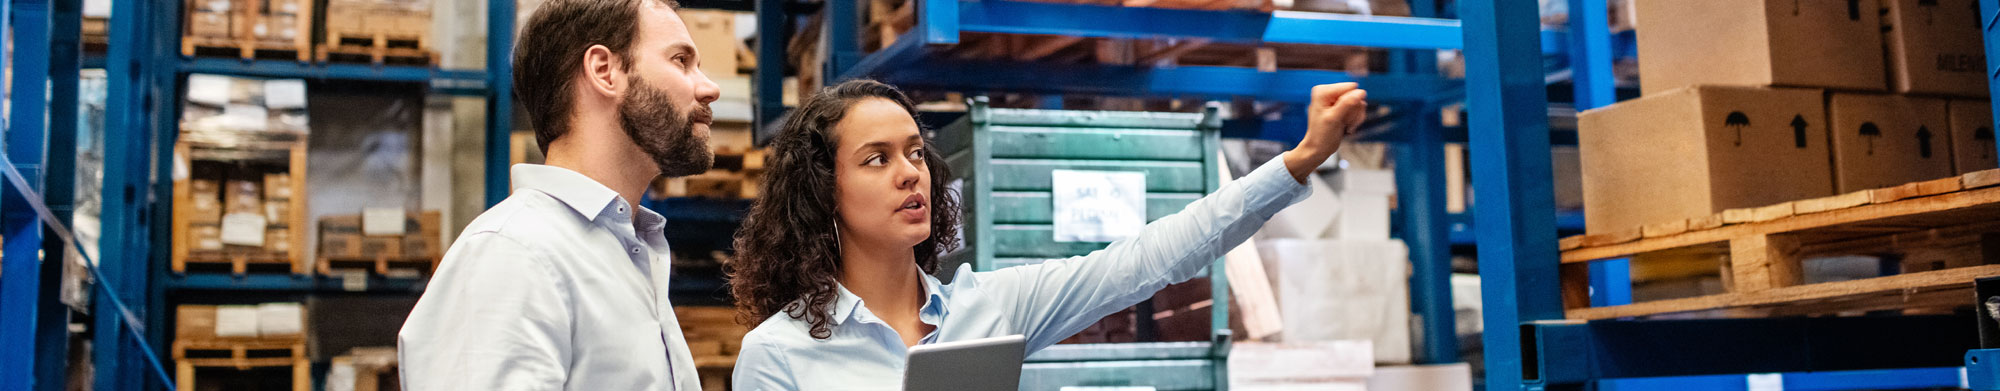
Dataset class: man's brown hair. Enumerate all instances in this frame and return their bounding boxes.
[513,0,680,153]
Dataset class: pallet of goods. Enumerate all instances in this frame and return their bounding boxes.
[317,0,435,65]
[174,304,311,391]
[181,0,313,61]
[317,210,443,277]
[173,74,311,275]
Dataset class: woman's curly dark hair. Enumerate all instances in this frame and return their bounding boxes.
[727,80,962,339]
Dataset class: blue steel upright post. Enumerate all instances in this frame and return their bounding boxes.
[37,0,82,388]
[487,0,517,206]
[1463,0,1562,390]
[98,0,160,387]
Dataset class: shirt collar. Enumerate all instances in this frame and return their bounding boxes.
[827,272,950,327]
[510,164,623,219]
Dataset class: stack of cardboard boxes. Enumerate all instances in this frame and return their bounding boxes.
[176,74,310,273]
[185,0,241,39]
[318,210,443,275]
[1579,0,1993,234]
[321,0,432,56]
[186,173,297,256]
[173,303,311,390]
[251,0,310,46]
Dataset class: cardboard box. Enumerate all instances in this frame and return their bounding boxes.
[266,227,291,252]
[224,180,263,215]
[361,236,403,257]
[1827,93,1955,192]
[189,179,224,224]
[186,10,234,38]
[403,233,435,258]
[1635,0,1884,95]
[263,0,306,14]
[255,12,302,42]
[256,302,305,337]
[682,10,740,78]
[177,305,219,339]
[321,232,363,258]
[192,0,234,13]
[1578,86,1834,234]
[1881,0,1988,97]
[189,224,224,251]
[264,201,291,226]
[1951,100,1997,174]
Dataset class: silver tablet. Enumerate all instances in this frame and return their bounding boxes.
[902,334,1027,391]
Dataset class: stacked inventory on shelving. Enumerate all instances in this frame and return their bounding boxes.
[319,0,435,64]
[174,74,312,275]
[1570,0,1995,316]
[317,210,443,277]
[180,0,314,61]
[173,303,311,391]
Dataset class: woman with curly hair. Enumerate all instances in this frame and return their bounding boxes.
[728,79,1368,389]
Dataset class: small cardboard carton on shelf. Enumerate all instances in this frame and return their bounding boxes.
[1950,100,1997,174]
[1635,0,1885,95]
[186,10,235,38]
[189,179,223,224]
[1577,85,1834,234]
[1827,93,1955,193]
[1881,0,1988,97]
[320,215,364,258]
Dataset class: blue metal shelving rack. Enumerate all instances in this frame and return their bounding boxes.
[0,0,511,388]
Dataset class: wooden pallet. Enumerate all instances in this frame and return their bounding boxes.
[183,35,312,62]
[182,251,303,275]
[1559,169,2000,320]
[173,339,309,391]
[317,31,437,66]
[317,255,440,277]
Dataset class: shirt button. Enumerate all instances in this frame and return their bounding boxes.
[631,247,641,254]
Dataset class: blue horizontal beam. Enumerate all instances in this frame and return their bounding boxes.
[1598,367,1964,391]
[1530,315,1977,385]
[178,58,486,94]
[1264,11,1462,49]
[878,60,1452,102]
[167,273,427,293]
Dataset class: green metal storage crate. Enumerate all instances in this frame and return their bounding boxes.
[934,97,1231,391]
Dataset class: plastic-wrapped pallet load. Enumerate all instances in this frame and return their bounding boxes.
[1227,340,1374,390]
[1259,238,1412,364]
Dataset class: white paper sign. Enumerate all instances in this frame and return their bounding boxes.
[256,302,304,336]
[221,104,269,132]
[264,79,307,109]
[219,212,267,247]
[1051,170,1146,243]
[362,207,407,236]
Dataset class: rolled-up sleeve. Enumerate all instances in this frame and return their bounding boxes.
[974,152,1312,352]
[398,232,572,391]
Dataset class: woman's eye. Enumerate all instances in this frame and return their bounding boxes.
[907,149,925,161]
[863,155,886,166]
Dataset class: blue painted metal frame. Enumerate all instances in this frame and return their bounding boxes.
[0,0,36,386]
[1394,103,1456,365]
[1597,367,1964,391]
[1462,0,1560,390]
[1968,349,2000,389]
[97,0,168,388]
[178,59,488,95]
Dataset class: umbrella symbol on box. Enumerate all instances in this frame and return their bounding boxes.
[1918,126,1936,158]
[1860,122,1883,155]
[1791,115,1809,148]
[1978,127,1993,160]
[1726,111,1750,146]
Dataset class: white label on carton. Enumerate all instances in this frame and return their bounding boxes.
[213,305,260,338]
[1746,373,1783,391]
[264,79,307,110]
[256,303,304,336]
[186,74,233,107]
[220,213,267,247]
[362,208,407,236]
[1051,170,1147,243]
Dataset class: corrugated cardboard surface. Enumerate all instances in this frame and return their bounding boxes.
[1828,93,1955,192]
[1950,100,1997,174]
[1883,0,1988,97]
[1579,86,1832,234]
[1636,0,1885,95]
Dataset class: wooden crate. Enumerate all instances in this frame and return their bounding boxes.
[173,339,310,391]
[172,138,310,276]
[1559,170,2000,320]
[318,0,435,65]
[675,306,749,370]
[180,0,313,61]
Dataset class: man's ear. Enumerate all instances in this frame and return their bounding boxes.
[580,45,625,99]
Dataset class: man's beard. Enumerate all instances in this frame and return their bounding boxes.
[619,75,714,177]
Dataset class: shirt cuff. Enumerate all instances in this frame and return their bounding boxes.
[1243,151,1315,214]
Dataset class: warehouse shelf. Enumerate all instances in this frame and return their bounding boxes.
[177,58,488,95]
[1595,367,1963,391]
[165,274,428,294]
